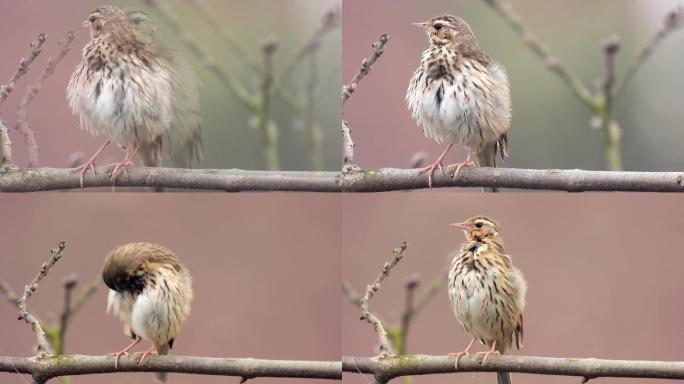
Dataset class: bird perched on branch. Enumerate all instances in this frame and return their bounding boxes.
[103,242,193,382]
[447,216,526,384]
[406,15,511,191]
[68,6,200,187]
[125,8,203,169]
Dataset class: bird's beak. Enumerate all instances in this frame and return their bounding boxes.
[412,22,428,29]
[82,20,90,28]
[450,222,467,230]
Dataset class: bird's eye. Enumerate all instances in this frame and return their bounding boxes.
[89,15,97,23]
[132,17,141,25]
[475,222,484,228]
[434,24,443,31]
[469,245,478,253]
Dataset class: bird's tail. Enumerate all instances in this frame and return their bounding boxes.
[476,134,508,193]
[156,344,169,383]
[497,371,512,384]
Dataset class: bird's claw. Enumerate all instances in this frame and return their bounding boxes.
[133,348,158,366]
[72,161,97,189]
[475,350,500,365]
[423,161,445,188]
[106,351,129,370]
[447,161,477,181]
[448,351,470,370]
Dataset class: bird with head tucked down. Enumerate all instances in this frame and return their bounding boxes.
[102,242,193,382]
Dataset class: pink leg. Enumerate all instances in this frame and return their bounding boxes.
[448,337,476,370]
[133,345,158,366]
[422,144,454,188]
[106,336,141,369]
[111,146,139,186]
[475,341,500,365]
[447,151,477,181]
[72,140,110,188]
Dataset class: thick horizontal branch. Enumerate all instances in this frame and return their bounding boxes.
[1,167,683,192]
[343,355,684,381]
[0,355,341,381]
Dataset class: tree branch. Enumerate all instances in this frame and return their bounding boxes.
[615,6,684,97]
[14,31,75,168]
[17,241,67,357]
[359,242,409,356]
[0,355,341,382]
[0,119,14,171]
[341,120,358,172]
[343,355,684,381]
[342,33,390,105]
[1,167,684,192]
[0,33,47,107]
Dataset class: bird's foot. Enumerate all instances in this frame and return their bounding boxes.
[72,160,96,189]
[106,350,130,370]
[110,157,135,186]
[448,351,470,370]
[71,140,111,188]
[422,160,445,189]
[133,346,158,365]
[447,160,477,181]
[475,348,500,365]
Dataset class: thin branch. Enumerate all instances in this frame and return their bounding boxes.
[342,280,364,309]
[17,241,67,357]
[342,33,390,105]
[0,33,47,106]
[188,0,261,72]
[481,0,596,107]
[258,35,280,171]
[360,242,409,356]
[341,120,358,172]
[15,31,75,168]
[615,6,684,97]
[0,355,342,382]
[599,35,623,172]
[0,119,14,171]
[343,355,684,381]
[0,279,20,307]
[140,0,256,107]
[2,167,684,192]
[274,6,340,94]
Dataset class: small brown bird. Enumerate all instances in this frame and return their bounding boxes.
[406,15,511,191]
[67,6,177,186]
[125,8,203,168]
[447,216,526,384]
[103,242,193,382]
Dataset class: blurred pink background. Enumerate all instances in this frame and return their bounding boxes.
[0,194,341,384]
[342,194,684,384]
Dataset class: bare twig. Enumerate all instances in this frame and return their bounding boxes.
[15,31,75,168]
[2,167,684,192]
[615,6,684,97]
[140,0,255,107]
[342,120,358,172]
[17,241,67,357]
[0,119,15,171]
[0,33,47,106]
[188,0,261,72]
[342,280,363,308]
[0,355,342,382]
[0,279,20,306]
[274,6,340,94]
[599,35,623,172]
[343,354,684,381]
[360,242,409,356]
[342,33,390,105]
[481,0,596,107]
[258,36,280,171]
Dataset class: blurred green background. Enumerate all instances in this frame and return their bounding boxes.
[342,0,684,172]
[0,0,341,171]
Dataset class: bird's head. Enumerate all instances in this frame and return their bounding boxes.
[451,215,503,241]
[84,6,132,39]
[124,8,158,45]
[413,14,478,48]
